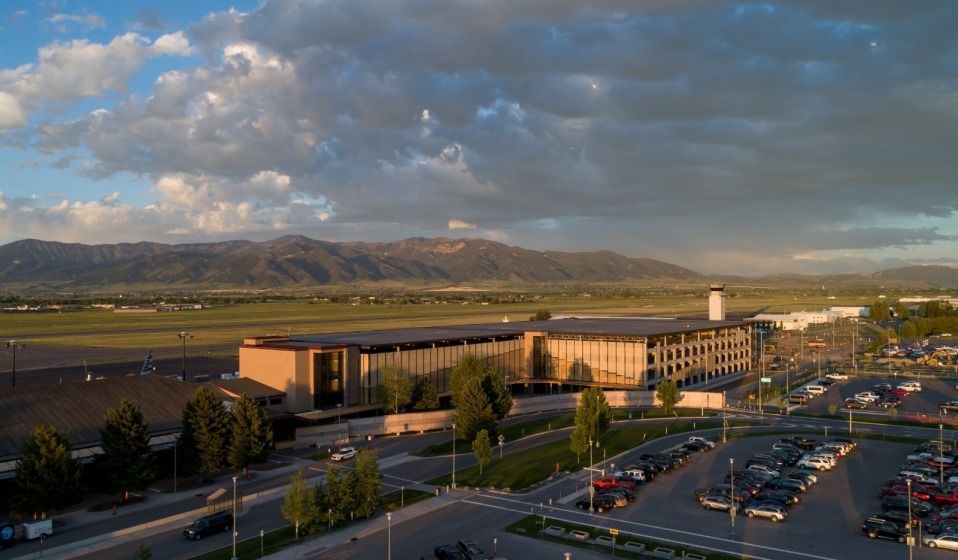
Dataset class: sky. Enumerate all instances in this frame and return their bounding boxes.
[1,1,957,277]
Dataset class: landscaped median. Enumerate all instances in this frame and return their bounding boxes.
[507,515,735,560]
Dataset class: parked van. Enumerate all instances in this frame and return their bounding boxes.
[183,511,233,540]
[788,393,809,404]
[805,385,826,395]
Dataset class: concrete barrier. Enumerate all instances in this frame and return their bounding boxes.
[595,535,614,547]
[650,547,675,559]
[543,526,566,537]
[623,541,646,553]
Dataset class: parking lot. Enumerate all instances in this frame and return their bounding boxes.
[559,374,958,558]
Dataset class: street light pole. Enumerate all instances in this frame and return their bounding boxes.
[387,512,392,560]
[941,424,945,485]
[6,340,25,387]
[589,437,594,513]
[729,458,735,537]
[451,422,456,490]
[231,475,238,560]
[853,319,858,375]
[907,479,914,560]
[178,331,193,381]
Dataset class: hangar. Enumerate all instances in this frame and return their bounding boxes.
[239,315,753,415]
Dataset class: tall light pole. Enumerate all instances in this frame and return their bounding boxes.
[941,424,945,485]
[6,340,24,387]
[178,332,193,381]
[451,422,456,490]
[722,391,727,443]
[387,512,392,560]
[729,458,735,537]
[231,475,238,560]
[853,319,858,375]
[589,437,594,513]
[907,479,914,560]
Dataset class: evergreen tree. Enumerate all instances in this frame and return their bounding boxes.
[452,377,496,441]
[450,355,494,407]
[229,393,274,480]
[869,299,892,321]
[656,380,680,414]
[472,429,493,475]
[348,448,381,518]
[97,398,156,500]
[411,376,440,411]
[379,364,414,414]
[894,301,910,320]
[282,469,317,539]
[12,424,84,518]
[179,386,231,479]
[480,372,513,419]
[131,545,152,560]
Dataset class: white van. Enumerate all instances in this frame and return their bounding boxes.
[805,385,826,395]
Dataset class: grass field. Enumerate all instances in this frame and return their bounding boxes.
[4,288,880,354]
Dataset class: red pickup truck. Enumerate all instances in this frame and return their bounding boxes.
[592,476,638,491]
[934,491,958,506]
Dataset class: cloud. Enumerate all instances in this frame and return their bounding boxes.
[448,219,476,230]
[45,12,106,32]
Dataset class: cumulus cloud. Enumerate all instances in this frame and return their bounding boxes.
[2,0,958,275]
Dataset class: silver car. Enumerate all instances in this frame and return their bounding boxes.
[745,503,787,522]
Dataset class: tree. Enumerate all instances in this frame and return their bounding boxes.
[379,364,414,414]
[480,372,513,419]
[452,377,497,441]
[348,448,381,518]
[656,380,680,414]
[450,355,496,407]
[12,424,84,518]
[282,469,317,539]
[529,309,552,321]
[411,376,440,411]
[570,387,613,463]
[894,301,910,320]
[229,393,274,480]
[132,545,152,560]
[869,299,892,322]
[473,429,493,474]
[97,398,156,500]
[569,423,591,463]
[179,386,231,479]
[319,464,350,526]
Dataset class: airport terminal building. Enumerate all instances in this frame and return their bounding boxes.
[239,316,753,415]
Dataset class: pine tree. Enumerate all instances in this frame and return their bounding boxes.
[282,469,317,539]
[319,465,350,526]
[97,398,157,500]
[452,377,496,441]
[229,393,274,480]
[12,424,84,518]
[480,371,513,419]
[131,545,152,560]
[411,376,440,411]
[379,364,414,414]
[450,355,494,408]
[179,386,231,479]
[472,429,492,475]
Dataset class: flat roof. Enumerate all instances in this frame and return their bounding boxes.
[279,316,748,348]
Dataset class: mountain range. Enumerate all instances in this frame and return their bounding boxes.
[0,236,956,292]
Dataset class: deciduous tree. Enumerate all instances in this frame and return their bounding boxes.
[282,469,317,539]
[348,448,381,518]
[379,364,414,414]
[656,380,680,414]
[529,309,552,321]
[229,393,274,480]
[97,398,156,500]
[473,429,493,474]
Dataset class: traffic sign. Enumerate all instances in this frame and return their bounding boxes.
[609,528,619,536]
[760,377,772,383]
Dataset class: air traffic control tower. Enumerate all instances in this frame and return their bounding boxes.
[708,283,727,321]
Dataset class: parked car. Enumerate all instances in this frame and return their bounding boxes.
[787,471,818,486]
[856,391,880,403]
[688,436,716,449]
[755,489,800,506]
[881,494,933,517]
[331,447,358,461]
[923,534,958,549]
[768,478,807,494]
[701,495,738,512]
[826,372,849,381]
[575,494,617,513]
[798,456,832,471]
[898,381,922,392]
[183,511,233,540]
[434,544,467,560]
[456,538,485,560]
[745,503,787,522]
[780,436,818,450]
[845,398,868,409]
[869,510,918,529]
[940,401,958,413]
[862,518,908,542]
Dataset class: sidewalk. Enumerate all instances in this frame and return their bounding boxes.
[8,449,458,560]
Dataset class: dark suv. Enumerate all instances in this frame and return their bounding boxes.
[183,511,233,540]
[456,538,485,560]
[434,544,467,560]
[862,518,908,542]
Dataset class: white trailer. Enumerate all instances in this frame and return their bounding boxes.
[22,519,52,540]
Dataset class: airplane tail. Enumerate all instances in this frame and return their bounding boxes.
[140,350,155,375]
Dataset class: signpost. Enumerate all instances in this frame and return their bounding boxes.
[610,528,618,557]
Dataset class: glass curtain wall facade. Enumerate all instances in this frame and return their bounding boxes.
[357,336,523,406]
